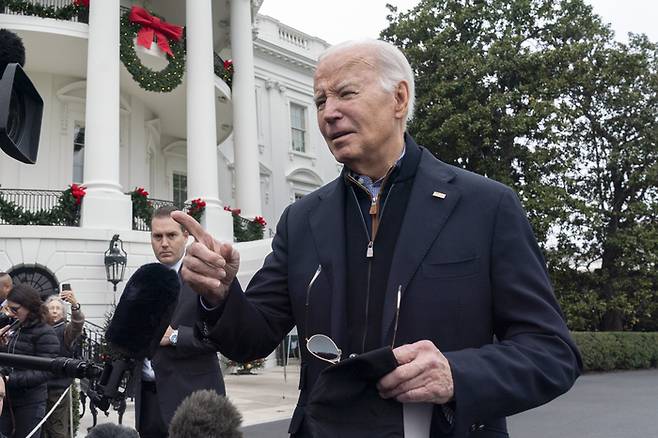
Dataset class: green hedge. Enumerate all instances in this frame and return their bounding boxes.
[572,332,658,372]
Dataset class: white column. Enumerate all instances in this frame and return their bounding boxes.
[186,0,233,241]
[81,0,132,230]
[231,0,262,219]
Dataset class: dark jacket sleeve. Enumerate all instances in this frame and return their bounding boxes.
[442,187,582,434]
[170,323,217,358]
[8,325,60,390]
[202,205,295,362]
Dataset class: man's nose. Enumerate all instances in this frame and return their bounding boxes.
[322,98,342,123]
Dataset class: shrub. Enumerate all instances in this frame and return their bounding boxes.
[572,332,658,372]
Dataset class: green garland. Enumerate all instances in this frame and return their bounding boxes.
[0,187,82,226]
[130,188,153,229]
[0,0,86,20]
[120,11,186,93]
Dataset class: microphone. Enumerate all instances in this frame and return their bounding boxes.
[0,28,26,73]
[105,263,180,360]
[169,390,243,438]
[0,352,102,379]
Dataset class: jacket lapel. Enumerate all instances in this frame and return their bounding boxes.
[381,151,461,344]
[308,178,348,347]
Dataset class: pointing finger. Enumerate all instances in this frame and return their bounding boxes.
[171,210,215,251]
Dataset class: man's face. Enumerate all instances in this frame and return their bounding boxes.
[151,215,189,265]
[313,48,407,175]
[0,276,12,300]
[47,301,64,325]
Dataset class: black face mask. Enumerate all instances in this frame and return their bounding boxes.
[306,346,403,438]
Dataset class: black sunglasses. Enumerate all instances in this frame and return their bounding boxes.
[304,265,403,365]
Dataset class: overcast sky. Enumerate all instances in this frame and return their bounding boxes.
[258,0,658,45]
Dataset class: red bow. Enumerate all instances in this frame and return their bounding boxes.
[129,6,183,57]
[74,0,89,7]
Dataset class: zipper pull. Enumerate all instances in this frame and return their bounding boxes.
[366,241,374,258]
[369,197,378,215]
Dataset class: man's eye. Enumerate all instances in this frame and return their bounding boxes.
[341,90,356,97]
[315,99,326,109]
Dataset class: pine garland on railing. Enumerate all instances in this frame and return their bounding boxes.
[224,206,266,242]
[1,0,87,21]
[130,187,153,229]
[0,185,85,226]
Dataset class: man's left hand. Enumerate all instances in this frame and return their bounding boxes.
[377,340,454,404]
[160,325,175,346]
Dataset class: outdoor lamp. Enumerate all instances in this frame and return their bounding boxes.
[104,234,127,292]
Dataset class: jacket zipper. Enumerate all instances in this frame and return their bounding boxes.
[348,173,396,352]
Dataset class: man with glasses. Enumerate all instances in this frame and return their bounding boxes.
[173,39,581,437]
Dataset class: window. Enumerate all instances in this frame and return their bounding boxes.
[290,103,306,153]
[9,265,59,300]
[73,122,85,183]
[173,173,187,209]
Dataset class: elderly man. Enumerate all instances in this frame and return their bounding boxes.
[133,206,225,438]
[43,289,85,438]
[0,273,11,302]
[173,39,581,437]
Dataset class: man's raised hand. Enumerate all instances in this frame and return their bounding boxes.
[171,211,240,306]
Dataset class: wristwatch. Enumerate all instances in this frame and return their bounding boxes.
[169,330,179,346]
[71,303,81,311]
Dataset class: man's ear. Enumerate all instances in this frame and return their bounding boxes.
[393,80,410,120]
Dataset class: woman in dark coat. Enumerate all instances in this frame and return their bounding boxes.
[0,284,60,438]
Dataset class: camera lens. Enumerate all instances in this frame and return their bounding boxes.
[7,88,25,144]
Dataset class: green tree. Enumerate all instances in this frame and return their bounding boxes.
[382,0,658,331]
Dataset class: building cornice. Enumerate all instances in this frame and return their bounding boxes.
[254,39,318,72]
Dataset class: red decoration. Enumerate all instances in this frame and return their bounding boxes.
[253,216,267,226]
[74,0,89,7]
[70,184,86,205]
[134,187,149,197]
[223,205,241,215]
[191,198,206,209]
[223,59,233,71]
[129,6,183,58]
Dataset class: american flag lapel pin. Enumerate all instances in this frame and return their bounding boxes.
[432,191,447,199]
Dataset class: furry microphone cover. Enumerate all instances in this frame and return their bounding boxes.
[105,263,180,359]
[169,390,243,438]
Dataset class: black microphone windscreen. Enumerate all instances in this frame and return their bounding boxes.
[105,263,180,359]
[169,390,243,438]
[0,29,26,74]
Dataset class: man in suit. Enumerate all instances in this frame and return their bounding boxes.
[172,39,581,437]
[134,205,225,438]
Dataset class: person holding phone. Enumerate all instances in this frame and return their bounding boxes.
[43,286,85,438]
[0,284,59,438]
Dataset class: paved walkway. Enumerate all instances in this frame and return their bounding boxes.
[77,366,658,437]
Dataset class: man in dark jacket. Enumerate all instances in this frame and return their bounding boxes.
[43,290,85,438]
[133,206,225,438]
[173,39,582,437]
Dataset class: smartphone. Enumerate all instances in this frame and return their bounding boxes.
[7,319,20,331]
[61,283,71,292]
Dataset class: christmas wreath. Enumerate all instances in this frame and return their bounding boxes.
[0,184,85,226]
[120,6,186,93]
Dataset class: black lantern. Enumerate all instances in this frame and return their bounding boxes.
[104,234,127,293]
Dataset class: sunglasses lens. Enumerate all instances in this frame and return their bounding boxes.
[307,335,340,361]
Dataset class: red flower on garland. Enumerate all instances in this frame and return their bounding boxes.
[223,205,241,215]
[223,59,233,71]
[253,216,267,226]
[70,184,86,205]
[191,198,206,210]
[134,187,149,198]
[74,0,89,7]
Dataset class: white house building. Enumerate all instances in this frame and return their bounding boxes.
[0,0,335,324]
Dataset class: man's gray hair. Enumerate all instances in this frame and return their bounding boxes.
[318,39,415,123]
[44,295,65,310]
